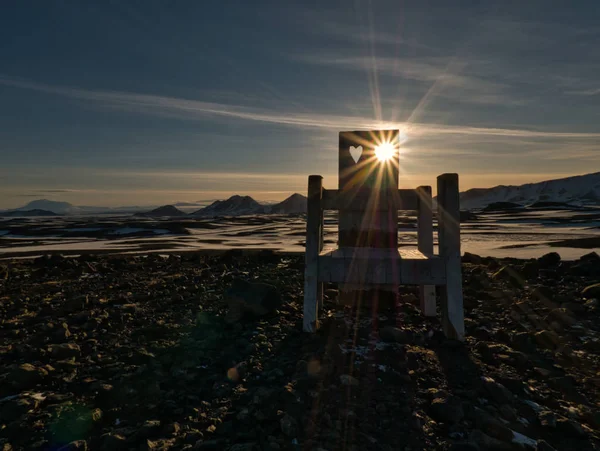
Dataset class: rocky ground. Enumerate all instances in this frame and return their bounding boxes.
[0,250,599,450]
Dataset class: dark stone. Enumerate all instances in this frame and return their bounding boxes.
[511,332,536,353]
[531,286,554,303]
[224,279,281,323]
[556,417,586,438]
[538,252,561,268]
[481,377,513,405]
[492,266,523,287]
[582,283,600,299]
[58,441,88,451]
[469,407,513,443]
[0,397,34,423]
[536,440,557,451]
[9,363,47,390]
[48,343,81,359]
[429,396,464,424]
[380,326,412,344]
[463,252,483,265]
[533,330,561,350]
[100,433,127,451]
[468,429,511,450]
[579,251,600,263]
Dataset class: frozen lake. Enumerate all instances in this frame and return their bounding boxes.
[0,209,598,260]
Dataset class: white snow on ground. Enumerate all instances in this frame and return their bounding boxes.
[1,210,599,259]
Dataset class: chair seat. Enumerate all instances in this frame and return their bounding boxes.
[317,246,446,285]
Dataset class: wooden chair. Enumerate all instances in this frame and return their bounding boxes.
[303,130,465,340]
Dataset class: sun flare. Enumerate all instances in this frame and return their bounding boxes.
[374,142,395,162]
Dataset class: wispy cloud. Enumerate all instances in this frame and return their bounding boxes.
[295,54,515,106]
[566,88,600,96]
[2,76,599,141]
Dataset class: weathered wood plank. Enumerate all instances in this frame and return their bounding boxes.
[322,189,418,211]
[338,131,400,304]
[437,173,465,341]
[317,249,446,285]
[303,175,323,332]
[417,185,436,317]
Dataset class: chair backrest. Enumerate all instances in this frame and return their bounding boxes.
[338,130,400,249]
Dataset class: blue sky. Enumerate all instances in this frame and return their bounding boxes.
[1,0,599,207]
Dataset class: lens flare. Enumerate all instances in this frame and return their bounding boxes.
[374,142,395,162]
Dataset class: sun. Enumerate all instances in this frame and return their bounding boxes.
[374,142,395,162]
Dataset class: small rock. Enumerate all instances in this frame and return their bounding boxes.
[49,343,81,359]
[580,251,600,263]
[538,252,561,268]
[134,420,162,440]
[0,397,35,422]
[379,326,411,343]
[481,377,513,405]
[429,396,464,424]
[339,374,359,386]
[58,441,87,451]
[224,279,281,323]
[545,308,576,327]
[561,302,586,315]
[470,407,513,443]
[10,363,48,389]
[468,429,510,450]
[499,405,517,422]
[539,410,557,428]
[463,252,483,264]
[99,433,127,451]
[533,330,561,350]
[511,332,536,353]
[163,422,181,435]
[582,283,600,299]
[556,417,586,438]
[492,266,523,287]
[531,286,554,303]
[227,444,256,451]
[280,413,297,437]
[536,440,557,451]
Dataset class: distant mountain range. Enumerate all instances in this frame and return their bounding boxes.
[135,205,187,217]
[15,199,74,214]
[1,209,59,217]
[189,194,307,217]
[265,193,307,214]
[458,172,600,210]
[3,172,599,218]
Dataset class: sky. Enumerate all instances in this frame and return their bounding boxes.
[1,0,599,208]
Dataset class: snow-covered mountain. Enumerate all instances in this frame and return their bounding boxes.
[265,193,307,214]
[459,172,600,210]
[191,195,264,217]
[15,199,74,214]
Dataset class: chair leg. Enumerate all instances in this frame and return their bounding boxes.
[437,174,465,340]
[419,285,437,316]
[417,185,436,316]
[304,175,323,333]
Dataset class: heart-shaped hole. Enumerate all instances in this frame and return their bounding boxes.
[349,145,363,163]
